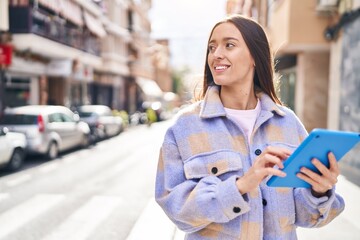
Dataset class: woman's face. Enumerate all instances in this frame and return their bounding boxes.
[207,22,255,88]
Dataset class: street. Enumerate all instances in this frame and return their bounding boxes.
[1,120,360,240]
[0,122,168,240]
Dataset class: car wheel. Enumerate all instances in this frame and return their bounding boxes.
[81,134,90,148]
[117,125,123,135]
[47,142,58,160]
[6,148,25,171]
[104,128,109,138]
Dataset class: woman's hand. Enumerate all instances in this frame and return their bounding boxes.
[296,152,340,197]
[236,146,291,195]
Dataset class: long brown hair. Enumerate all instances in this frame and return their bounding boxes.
[197,14,282,105]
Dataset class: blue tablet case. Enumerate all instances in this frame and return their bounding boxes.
[266,128,360,188]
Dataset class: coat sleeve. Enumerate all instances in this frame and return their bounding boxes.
[155,135,251,233]
[294,188,345,227]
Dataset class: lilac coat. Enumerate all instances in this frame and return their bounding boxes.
[155,86,345,240]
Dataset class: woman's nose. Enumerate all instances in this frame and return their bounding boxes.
[213,47,224,59]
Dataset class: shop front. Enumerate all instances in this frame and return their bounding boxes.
[5,56,47,108]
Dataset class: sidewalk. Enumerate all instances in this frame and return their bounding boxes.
[126,175,360,240]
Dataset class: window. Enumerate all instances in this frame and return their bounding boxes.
[277,69,296,111]
[0,114,37,125]
[61,113,74,122]
[48,113,63,123]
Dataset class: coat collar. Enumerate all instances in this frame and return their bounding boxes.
[199,85,286,119]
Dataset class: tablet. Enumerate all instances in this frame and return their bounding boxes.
[266,128,360,188]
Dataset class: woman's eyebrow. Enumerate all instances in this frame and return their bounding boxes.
[223,37,239,42]
[209,37,239,44]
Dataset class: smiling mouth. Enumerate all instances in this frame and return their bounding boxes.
[214,65,230,71]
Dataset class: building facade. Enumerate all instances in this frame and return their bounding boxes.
[0,0,170,115]
[227,0,360,183]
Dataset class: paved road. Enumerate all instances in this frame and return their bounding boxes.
[0,123,167,240]
[2,120,358,240]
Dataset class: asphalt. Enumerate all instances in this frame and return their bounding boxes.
[126,174,360,240]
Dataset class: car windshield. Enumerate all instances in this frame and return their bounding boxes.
[0,114,38,125]
[78,112,97,117]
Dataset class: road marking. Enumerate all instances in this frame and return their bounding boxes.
[42,196,122,240]
[0,194,64,239]
[5,174,32,187]
[126,198,175,240]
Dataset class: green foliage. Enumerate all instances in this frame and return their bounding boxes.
[171,66,190,94]
[112,110,129,128]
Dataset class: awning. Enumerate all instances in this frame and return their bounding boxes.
[104,21,131,42]
[84,12,107,38]
[136,77,163,99]
[37,0,62,13]
[11,34,102,68]
[59,0,83,26]
[36,0,83,26]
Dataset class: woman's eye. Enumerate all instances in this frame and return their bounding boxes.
[226,43,235,48]
[208,45,217,52]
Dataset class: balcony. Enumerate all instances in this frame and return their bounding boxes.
[266,0,332,54]
[9,5,101,57]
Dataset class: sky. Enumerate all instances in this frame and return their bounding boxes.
[149,0,227,75]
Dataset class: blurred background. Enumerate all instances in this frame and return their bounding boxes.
[0,0,359,239]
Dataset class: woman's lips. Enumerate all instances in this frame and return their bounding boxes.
[214,65,230,73]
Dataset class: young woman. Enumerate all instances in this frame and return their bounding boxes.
[155,14,344,239]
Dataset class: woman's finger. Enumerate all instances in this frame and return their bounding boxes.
[264,146,292,159]
[297,172,332,191]
[259,153,285,169]
[258,167,286,178]
[299,167,323,183]
[296,172,320,188]
[311,158,338,185]
[328,152,340,176]
[311,158,331,178]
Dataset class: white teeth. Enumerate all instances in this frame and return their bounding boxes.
[215,65,228,70]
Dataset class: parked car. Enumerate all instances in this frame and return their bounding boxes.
[129,111,148,126]
[0,105,91,159]
[76,105,124,142]
[0,127,26,171]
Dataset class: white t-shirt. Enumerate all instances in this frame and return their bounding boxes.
[224,99,261,143]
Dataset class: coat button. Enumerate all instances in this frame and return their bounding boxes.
[255,149,262,156]
[211,167,218,174]
[233,207,241,213]
[262,198,267,206]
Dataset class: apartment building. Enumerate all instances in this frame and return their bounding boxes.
[0,0,170,114]
[227,0,360,182]
[227,0,360,132]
